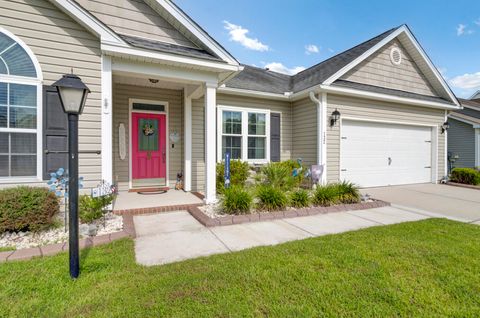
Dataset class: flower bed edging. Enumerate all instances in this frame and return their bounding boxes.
[446,182,480,190]
[0,214,135,263]
[188,200,390,227]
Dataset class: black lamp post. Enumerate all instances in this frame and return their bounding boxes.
[52,74,90,279]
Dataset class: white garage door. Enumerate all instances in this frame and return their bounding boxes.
[340,120,432,187]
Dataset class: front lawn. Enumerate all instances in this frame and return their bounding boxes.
[1,219,479,317]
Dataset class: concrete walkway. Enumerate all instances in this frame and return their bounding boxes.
[134,206,430,266]
[361,184,480,223]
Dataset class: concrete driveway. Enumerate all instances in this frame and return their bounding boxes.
[361,184,480,223]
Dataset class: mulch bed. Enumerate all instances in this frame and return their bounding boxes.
[188,200,390,227]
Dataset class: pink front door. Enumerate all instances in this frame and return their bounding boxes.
[131,112,166,180]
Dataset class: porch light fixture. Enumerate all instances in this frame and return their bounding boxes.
[331,109,341,126]
[52,73,90,279]
[441,121,450,134]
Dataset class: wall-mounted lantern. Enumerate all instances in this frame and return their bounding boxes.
[330,108,341,126]
[441,121,450,134]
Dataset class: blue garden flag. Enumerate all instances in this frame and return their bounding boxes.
[224,152,231,188]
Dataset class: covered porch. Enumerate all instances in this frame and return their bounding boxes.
[100,54,238,206]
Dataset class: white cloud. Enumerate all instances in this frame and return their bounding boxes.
[264,62,305,75]
[457,23,474,36]
[475,18,480,26]
[450,72,480,90]
[223,21,269,52]
[328,48,335,53]
[305,44,319,55]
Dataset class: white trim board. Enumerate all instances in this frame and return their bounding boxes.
[128,99,170,189]
[48,0,127,46]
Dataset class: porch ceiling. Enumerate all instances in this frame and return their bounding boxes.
[113,74,187,91]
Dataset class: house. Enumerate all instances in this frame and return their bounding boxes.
[0,0,460,204]
[448,97,480,169]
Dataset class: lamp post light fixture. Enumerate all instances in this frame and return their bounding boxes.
[441,121,450,134]
[331,108,341,126]
[52,73,90,279]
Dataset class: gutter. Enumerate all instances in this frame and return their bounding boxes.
[309,91,327,185]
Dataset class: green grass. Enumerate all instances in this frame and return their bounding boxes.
[0,246,15,252]
[1,219,480,317]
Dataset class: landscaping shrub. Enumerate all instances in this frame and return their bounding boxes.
[221,186,253,214]
[79,194,114,223]
[289,189,310,208]
[256,185,288,211]
[216,160,250,193]
[0,186,59,233]
[312,184,339,206]
[450,168,480,185]
[260,163,293,190]
[335,181,361,204]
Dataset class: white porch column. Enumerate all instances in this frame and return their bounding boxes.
[101,55,113,184]
[204,82,217,203]
[183,93,192,191]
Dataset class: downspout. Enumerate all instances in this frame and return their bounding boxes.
[309,91,327,184]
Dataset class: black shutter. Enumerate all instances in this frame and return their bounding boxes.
[43,85,68,180]
[270,113,281,162]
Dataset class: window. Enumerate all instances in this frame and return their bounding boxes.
[0,29,41,179]
[221,110,242,159]
[247,113,266,159]
[218,107,270,163]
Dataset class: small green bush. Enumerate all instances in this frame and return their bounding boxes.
[216,160,250,193]
[450,168,480,185]
[260,163,294,190]
[312,184,339,206]
[221,186,253,215]
[256,185,288,211]
[335,181,361,204]
[79,194,114,223]
[289,189,310,208]
[0,186,59,233]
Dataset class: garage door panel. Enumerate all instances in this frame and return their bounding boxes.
[340,120,432,187]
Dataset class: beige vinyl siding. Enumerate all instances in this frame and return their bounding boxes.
[191,98,205,192]
[0,0,102,189]
[326,94,446,183]
[292,97,317,167]
[75,0,197,48]
[341,39,439,97]
[191,94,293,192]
[112,83,183,191]
[448,118,476,168]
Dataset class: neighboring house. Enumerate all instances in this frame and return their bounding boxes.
[0,0,460,203]
[448,98,480,168]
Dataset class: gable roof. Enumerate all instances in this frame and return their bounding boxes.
[225,25,459,107]
[119,34,224,62]
[224,27,398,94]
[469,90,480,100]
[50,0,238,66]
[450,98,480,126]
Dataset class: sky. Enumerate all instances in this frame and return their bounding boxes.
[175,0,480,98]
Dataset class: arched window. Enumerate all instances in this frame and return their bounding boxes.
[0,28,42,179]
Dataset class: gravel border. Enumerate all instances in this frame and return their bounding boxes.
[188,200,391,227]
